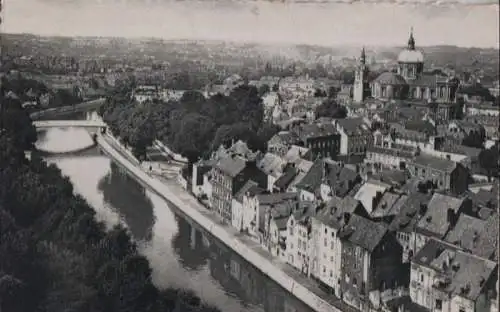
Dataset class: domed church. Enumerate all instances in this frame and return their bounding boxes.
[353,29,460,104]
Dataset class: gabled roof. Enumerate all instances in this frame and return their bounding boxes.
[441,144,482,159]
[268,131,300,146]
[234,180,264,203]
[295,159,324,194]
[293,123,337,141]
[370,193,408,219]
[469,214,498,261]
[273,165,298,190]
[313,196,360,230]
[389,192,431,233]
[339,214,388,252]
[324,163,360,197]
[257,192,298,205]
[336,118,371,136]
[257,152,285,178]
[416,193,465,238]
[445,214,486,252]
[354,180,391,214]
[413,238,497,301]
[215,155,247,177]
[283,145,311,164]
[411,155,457,173]
[404,120,436,136]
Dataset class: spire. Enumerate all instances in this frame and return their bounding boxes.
[360,47,366,65]
[408,27,416,50]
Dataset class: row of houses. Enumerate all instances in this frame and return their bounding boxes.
[185,130,498,312]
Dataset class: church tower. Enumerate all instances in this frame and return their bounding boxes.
[353,47,369,103]
[397,28,424,81]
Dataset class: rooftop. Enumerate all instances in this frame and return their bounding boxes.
[389,192,432,233]
[413,238,497,301]
[295,159,324,194]
[336,118,371,136]
[370,192,408,219]
[257,152,285,178]
[233,180,263,203]
[294,123,337,141]
[444,214,486,252]
[338,214,388,252]
[215,155,247,178]
[416,193,465,238]
[324,163,360,198]
[354,180,391,214]
[257,192,298,205]
[373,72,407,86]
[273,165,298,191]
[411,155,457,173]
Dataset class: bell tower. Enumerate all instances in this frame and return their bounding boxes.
[353,47,369,103]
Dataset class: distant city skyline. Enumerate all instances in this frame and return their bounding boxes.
[3,0,499,49]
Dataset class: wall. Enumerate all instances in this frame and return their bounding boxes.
[97,132,345,312]
[154,140,188,163]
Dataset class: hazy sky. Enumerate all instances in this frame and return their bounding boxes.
[3,0,499,48]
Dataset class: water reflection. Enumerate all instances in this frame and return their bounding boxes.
[97,162,155,242]
[35,127,95,153]
[172,215,210,271]
[41,126,315,312]
[205,231,312,312]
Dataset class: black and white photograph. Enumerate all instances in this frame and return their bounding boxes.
[0,1,499,312]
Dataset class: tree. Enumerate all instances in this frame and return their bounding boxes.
[327,86,338,99]
[314,88,327,97]
[180,90,206,112]
[479,145,499,180]
[173,113,215,162]
[315,99,347,119]
[0,74,221,312]
[258,84,270,96]
[462,132,484,149]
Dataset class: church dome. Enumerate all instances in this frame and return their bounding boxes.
[374,72,407,85]
[398,49,424,63]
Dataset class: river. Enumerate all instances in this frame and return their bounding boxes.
[35,126,315,312]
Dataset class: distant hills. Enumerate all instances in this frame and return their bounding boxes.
[3,33,499,76]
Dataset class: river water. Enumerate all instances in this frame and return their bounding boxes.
[35,126,314,312]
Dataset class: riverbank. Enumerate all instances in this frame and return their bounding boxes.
[96,131,355,312]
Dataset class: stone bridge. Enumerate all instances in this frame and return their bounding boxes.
[33,119,107,130]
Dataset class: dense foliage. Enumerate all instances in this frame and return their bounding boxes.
[479,143,500,180]
[0,92,220,312]
[314,98,348,119]
[100,85,279,162]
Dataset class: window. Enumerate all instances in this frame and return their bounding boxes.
[459,308,465,312]
[330,256,334,262]
[331,241,334,250]
[323,266,326,274]
[435,299,442,310]
[353,277,357,286]
[420,274,424,282]
[324,238,327,247]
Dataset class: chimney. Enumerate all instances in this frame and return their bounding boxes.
[343,212,351,226]
[473,231,479,244]
[447,208,456,227]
